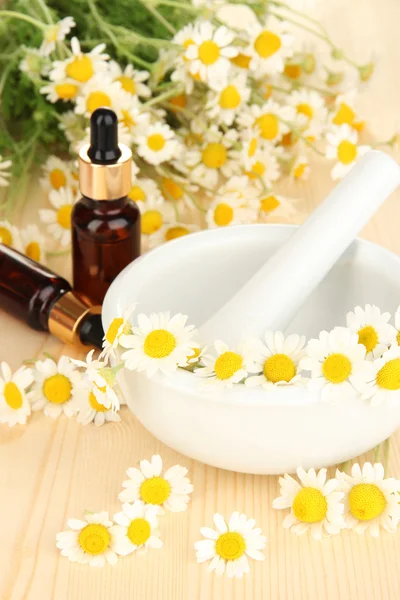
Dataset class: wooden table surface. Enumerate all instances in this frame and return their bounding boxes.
[2,1,400,598]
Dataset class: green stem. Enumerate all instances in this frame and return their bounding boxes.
[374,442,382,463]
[154,0,200,12]
[182,186,207,214]
[279,117,325,157]
[46,248,71,257]
[0,10,45,29]
[35,0,54,24]
[270,9,335,48]
[138,0,177,35]
[164,102,197,120]
[383,437,391,472]
[143,85,184,107]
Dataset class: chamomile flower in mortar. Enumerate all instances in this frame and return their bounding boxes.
[39,17,76,56]
[336,462,400,536]
[245,331,306,389]
[101,304,136,361]
[361,345,400,406]
[291,155,311,181]
[56,511,117,567]
[40,79,80,103]
[75,75,130,118]
[0,220,21,250]
[71,381,121,427]
[346,304,396,359]
[0,155,12,187]
[0,362,33,427]
[109,61,151,98]
[258,193,298,220]
[50,37,109,83]
[206,188,258,228]
[71,349,120,411]
[20,224,46,264]
[300,327,373,403]
[273,467,344,539]
[30,356,81,419]
[195,512,266,578]
[39,156,73,192]
[238,100,295,145]
[195,340,254,388]
[111,501,162,556]
[136,122,180,166]
[246,16,294,76]
[206,73,251,126]
[39,186,77,247]
[119,454,194,513]
[288,89,328,131]
[184,22,237,84]
[120,312,198,377]
[325,125,370,180]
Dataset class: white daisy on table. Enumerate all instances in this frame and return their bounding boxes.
[184,22,237,85]
[119,454,193,513]
[111,501,162,556]
[151,222,200,247]
[101,304,136,361]
[240,130,261,171]
[56,511,117,567]
[71,349,120,411]
[258,193,299,221]
[30,356,81,419]
[119,98,150,143]
[195,340,254,388]
[128,177,163,206]
[40,79,80,103]
[39,17,76,56]
[39,186,77,248]
[300,327,373,403]
[361,345,400,406]
[19,48,49,80]
[0,155,12,187]
[330,90,364,132]
[0,362,33,427]
[243,145,281,189]
[195,512,266,578]
[346,304,396,359]
[75,75,130,118]
[245,331,306,389]
[246,16,293,76]
[71,381,121,427]
[288,89,328,131]
[109,61,151,99]
[206,186,258,228]
[325,125,370,180]
[0,219,21,250]
[230,51,252,71]
[336,462,400,537]
[50,37,108,83]
[120,312,198,377]
[206,73,251,126]
[138,194,174,249]
[291,155,310,181]
[135,122,180,166]
[273,467,344,540]
[160,176,198,212]
[238,100,295,145]
[20,224,46,264]
[39,155,73,192]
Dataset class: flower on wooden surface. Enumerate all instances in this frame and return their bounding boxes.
[0,362,33,427]
[70,380,121,427]
[0,219,21,250]
[39,186,77,247]
[20,224,46,264]
[111,501,162,556]
[325,124,370,180]
[29,356,81,419]
[71,349,120,411]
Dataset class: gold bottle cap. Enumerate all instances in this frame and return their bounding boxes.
[79,143,132,201]
[48,291,102,346]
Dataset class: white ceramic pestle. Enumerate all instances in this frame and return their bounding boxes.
[199,150,400,345]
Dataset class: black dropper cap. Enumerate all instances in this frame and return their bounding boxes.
[87,107,122,165]
[79,312,105,350]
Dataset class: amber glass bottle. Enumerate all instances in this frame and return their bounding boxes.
[72,108,140,305]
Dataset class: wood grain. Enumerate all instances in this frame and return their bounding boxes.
[1,0,400,598]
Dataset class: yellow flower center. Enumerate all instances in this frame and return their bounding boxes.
[140,476,171,504]
[349,483,386,521]
[198,40,220,65]
[284,63,302,79]
[129,185,146,202]
[230,53,251,69]
[358,325,378,353]
[49,168,67,190]
[248,137,258,157]
[78,524,110,555]
[25,241,41,261]
[169,94,187,109]
[55,83,79,100]
[127,518,151,546]
[147,133,166,152]
[214,351,243,380]
[263,354,296,383]
[293,163,307,179]
[254,30,282,59]
[106,317,125,345]
[121,109,136,129]
[219,85,241,109]
[4,381,23,410]
[337,140,357,165]
[215,532,246,561]
[141,210,163,235]
[260,195,280,213]
[56,204,73,229]
[161,178,184,201]
[116,75,136,94]
[86,91,111,114]
[186,347,201,362]
[165,226,190,241]
[247,160,265,179]
[333,102,355,126]
[183,38,195,58]
[66,55,94,83]
[322,353,352,383]
[89,391,108,412]
[213,203,234,226]
[281,132,294,147]
[376,358,400,391]
[297,103,313,119]
[292,488,328,523]
[43,374,72,404]
[201,143,227,169]
[143,329,176,358]
[255,113,279,140]
[0,226,13,246]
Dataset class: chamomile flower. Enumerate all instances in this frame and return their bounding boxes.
[138,195,174,249]
[273,467,344,540]
[59,111,87,146]
[160,176,198,211]
[330,90,364,131]
[245,331,306,389]
[246,16,294,76]
[291,155,310,180]
[75,75,130,117]
[171,23,200,94]
[244,145,281,188]
[195,340,254,388]
[0,362,33,427]
[101,304,136,361]
[39,186,77,247]
[20,224,46,264]
[184,22,237,84]
[118,454,193,513]
[136,122,180,165]
[71,381,121,427]
[0,155,12,187]
[346,304,396,359]
[111,501,162,556]
[39,156,72,192]
[361,346,400,406]
[336,463,400,536]
[109,61,151,98]
[128,177,163,206]
[300,327,372,403]
[40,79,80,103]
[119,98,150,142]
[40,17,76,56]
[238,100,295,145]
[0,220,21,249]
[30,356,81,419]
[120,312,198,377]
[289,89,327,131]
[71,349,120,411]
[20,48,49,80]
[206,189,257,228]
[325,125,370,180]
[258,193,298,220]
[151,222,200,247]
[50,37,108,83]
[195,512,266,578]
[206,73,250,125]
[394,306,400,346]
[240,130,261,170]
[56,511,117,567]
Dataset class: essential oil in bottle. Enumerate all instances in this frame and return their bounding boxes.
[72,107,141,305]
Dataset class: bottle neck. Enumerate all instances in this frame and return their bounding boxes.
[80,195,129,212]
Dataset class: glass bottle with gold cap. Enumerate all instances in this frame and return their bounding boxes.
[72,107,140,305]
